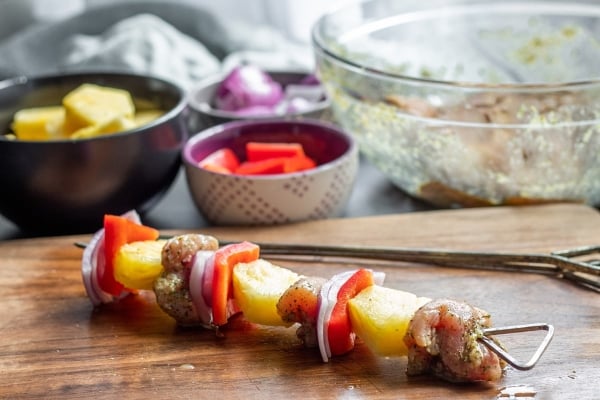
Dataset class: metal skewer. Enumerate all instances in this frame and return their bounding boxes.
[480,323,554,371]
[241,242,563,369]
[235,241,600,291]
[74,239,560,371]
[74,240,600,290]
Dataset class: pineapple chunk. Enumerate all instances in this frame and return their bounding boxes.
[134,109,164,127]
[11,106,65,140]
[70,115,136,139]
[62,83,135,133]
[348,285,431,357]
[232,259,300,326]
[9,84,165,141]
[113,240,167,290]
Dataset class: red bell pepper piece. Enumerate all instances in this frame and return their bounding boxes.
[283,155,316,173]
[327,268,375,356]
[235,155,317,175]
[211,241,260,326]
[246,142,305,162]
[201,142,317,175]
[234,158,287,175]
[199,148,240,173]
[100,214,159,295]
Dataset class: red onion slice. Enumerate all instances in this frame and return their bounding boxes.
[212,66,327,117]
[315,269,386,362]
[189,250,215,327]
[215,65,283,112]
[202,253,215,307]
[316,270,355,363]
[81,227,113,306]
[373,271,386,286]
[190,250,239,326]
[80,210,141,306]
[284,84,325,104]
[229,105,275,116]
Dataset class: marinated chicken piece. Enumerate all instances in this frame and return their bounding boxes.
[161,234,219,274]
[153,272,198,326]
[277,276,327,348]
[403,299,505,382]
[153,234,219,325]
[387,91,587,125]
[277,276,326,323]
[385,95,437,118]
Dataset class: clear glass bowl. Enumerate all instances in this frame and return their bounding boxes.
[312,0,600,207]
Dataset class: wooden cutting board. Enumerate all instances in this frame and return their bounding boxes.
[1,203,599,399]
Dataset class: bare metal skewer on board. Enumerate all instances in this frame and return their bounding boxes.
[234,241,600,292]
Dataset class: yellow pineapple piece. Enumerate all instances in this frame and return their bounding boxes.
[232,259,300,327]
[11,106,65,140]
[348,285,431,357]
[134,109,164,127]
[70,115,136,139]
[113,240,167,290]
[62,83,135,134]
[69,125,100,140]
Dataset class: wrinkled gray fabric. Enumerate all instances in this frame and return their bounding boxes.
[0,1,313,88]
[58,14,222,88]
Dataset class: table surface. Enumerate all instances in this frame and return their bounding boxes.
[0,157,433,241]
[2,203,599,399]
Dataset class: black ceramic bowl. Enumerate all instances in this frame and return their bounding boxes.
[0,72,187,234]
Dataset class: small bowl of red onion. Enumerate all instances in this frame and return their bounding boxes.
[187,65,331,132]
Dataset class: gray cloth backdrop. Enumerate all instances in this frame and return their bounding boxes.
[0,1,314,89]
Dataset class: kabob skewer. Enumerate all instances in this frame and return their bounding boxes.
[78,212,554,384]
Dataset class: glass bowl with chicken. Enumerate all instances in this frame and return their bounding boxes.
[313,0,600,208]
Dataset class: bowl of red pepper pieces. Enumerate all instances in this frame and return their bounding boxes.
[182,118,358,226]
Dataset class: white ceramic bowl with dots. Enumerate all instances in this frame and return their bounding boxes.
[183,118,358,226]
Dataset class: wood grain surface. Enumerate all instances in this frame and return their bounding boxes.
[1,203,599,399]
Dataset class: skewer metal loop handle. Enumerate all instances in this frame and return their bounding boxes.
[480,323,554,371]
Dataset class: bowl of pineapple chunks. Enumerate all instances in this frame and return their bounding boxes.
[0,71,187,234]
